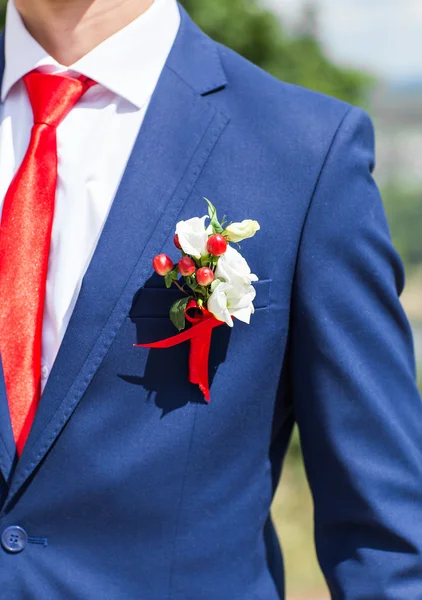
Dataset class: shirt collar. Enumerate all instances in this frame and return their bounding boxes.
[1,0,181,107]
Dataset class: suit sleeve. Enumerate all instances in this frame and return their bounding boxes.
[289,106,422,598]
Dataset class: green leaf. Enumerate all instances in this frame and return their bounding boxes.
[196,285,208,297]
[204,197,223,234]
[205,197,217,220]
[185,275,198,291]
[169,297,190,331]
[164,273,173,288]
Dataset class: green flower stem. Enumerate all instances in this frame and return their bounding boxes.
[172,280,190,295]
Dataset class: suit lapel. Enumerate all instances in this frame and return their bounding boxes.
[5,8,229,507]
[0,358,16,484]
[0,33,18,485]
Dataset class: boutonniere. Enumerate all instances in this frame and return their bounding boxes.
[136,199,260,401]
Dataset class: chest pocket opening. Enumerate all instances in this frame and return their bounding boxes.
[129,278,272,319]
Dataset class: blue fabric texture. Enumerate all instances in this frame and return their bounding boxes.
[0,5,421,599]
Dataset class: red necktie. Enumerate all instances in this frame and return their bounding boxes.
[0,71,95,455]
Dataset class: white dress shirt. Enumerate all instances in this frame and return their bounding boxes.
[0,0,180,390]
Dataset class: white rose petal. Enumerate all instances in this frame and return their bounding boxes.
[207,282,234,327]
[225,283,256,324]
[175,215,211,259]
[230,306,254,324]
[215,244,258,286]
[224,220,260,243]
[208,280,256,326]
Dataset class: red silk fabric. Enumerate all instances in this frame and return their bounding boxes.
[0,71,95,455]
[137,300,224,401]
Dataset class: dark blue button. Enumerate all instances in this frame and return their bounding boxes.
[1,526,28,553]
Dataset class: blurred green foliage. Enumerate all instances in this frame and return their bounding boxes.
[0,0,370,105]
[181,0,371,105]
[382,184,422,272]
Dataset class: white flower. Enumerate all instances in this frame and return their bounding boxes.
[208,282,235,327]
[226,282,256,324]
[209,246,258,325]
[224,220,260,243]
[175,215,212,259]
[208,280,257,327]
[215,244,258,286]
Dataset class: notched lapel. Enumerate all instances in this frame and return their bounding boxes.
[5,11,230,506]
[0,359,16,485]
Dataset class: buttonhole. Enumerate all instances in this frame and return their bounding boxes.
[27,536,48,547]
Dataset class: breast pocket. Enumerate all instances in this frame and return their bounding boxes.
[126,279,273,405]
[129,279,272,319]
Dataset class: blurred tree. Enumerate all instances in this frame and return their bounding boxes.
[382,183,422,271]
[0,0,370,105]
[181,0,371,105]
[297,1,319,38]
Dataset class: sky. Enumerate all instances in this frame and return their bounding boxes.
[265,0,422,82]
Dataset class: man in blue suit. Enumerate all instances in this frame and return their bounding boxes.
[0,0,421,598]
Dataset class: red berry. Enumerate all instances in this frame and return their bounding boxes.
[153,254,174,276]
[178,256,196,276]
[207,233,227,256]
[196,267,215,286]
[174,234,182,249]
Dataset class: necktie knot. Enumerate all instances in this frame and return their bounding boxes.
[23,71,95,128]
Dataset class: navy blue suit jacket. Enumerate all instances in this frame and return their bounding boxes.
[0,6,421,599]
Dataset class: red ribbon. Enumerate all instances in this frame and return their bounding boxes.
[135,300,224,401]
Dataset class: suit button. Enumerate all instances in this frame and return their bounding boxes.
[1,526,28,553]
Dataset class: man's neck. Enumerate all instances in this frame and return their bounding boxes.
[13,0,154,66]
